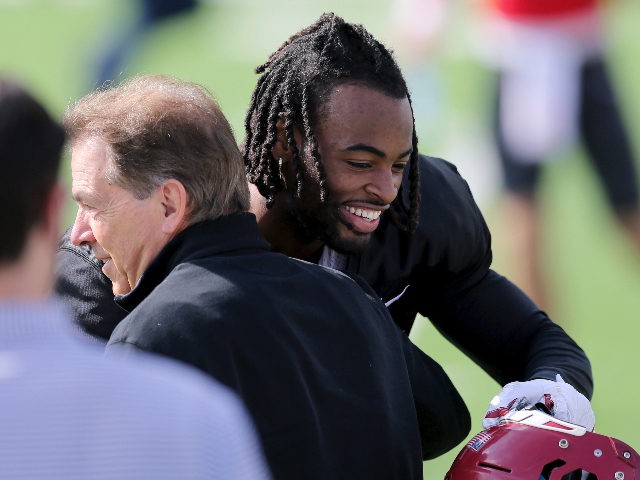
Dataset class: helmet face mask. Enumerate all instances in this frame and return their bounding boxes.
[444,409,639,480]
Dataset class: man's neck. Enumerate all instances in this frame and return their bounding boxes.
[0,231,54,300]
[0,266,51,300]
[249,184,324,263]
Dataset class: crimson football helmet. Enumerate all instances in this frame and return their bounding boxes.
[444,409,638,480]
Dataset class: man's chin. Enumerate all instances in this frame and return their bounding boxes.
[323,229,371,255]
[287,204,372,254]
[102,260,132,296]
[111,282,132,296]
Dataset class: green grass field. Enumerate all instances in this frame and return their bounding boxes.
[2,1,639,477]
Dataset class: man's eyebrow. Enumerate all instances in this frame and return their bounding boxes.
[398,147,413,160]
[71,191,88,204]
[344,144,385,158]
[344,144,413,160]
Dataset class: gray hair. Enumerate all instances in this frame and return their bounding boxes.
[64,74,249,223]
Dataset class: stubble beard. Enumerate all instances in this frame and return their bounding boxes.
[284,189,371,256]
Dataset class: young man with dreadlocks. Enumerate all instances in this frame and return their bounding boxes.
[56,12,595,448]
[241,12,595,433]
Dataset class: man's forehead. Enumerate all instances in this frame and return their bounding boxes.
[324,82,409,107]
[73,135,109,157]
[71,176,98,204]
[70,139,113,202]
[314,85,413,144]
[317,86,412,131]
[71,137,109,174]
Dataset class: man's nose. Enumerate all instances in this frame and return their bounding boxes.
[364,171,399,204]
[69,209,96,246]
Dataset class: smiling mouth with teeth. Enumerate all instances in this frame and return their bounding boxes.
[345,206,382,222]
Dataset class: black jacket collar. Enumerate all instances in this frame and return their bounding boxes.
[116,212,270,313]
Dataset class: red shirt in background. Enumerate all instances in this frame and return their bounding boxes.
[492,0,597,18]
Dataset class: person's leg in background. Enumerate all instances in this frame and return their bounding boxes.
[579,56,640,253]
[493,69,549,310]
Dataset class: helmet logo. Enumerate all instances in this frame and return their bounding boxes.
[467,431,493,452]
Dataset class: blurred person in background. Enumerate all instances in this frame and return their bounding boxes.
[388,0,448,138]
[92,0,199,88]
[475,0,640,311]
[0,76,270,480]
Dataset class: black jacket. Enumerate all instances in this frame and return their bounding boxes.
[56,236,126,341]
[349,155,593,398]
[105,213,470,480]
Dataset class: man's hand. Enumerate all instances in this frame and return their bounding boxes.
[483,374,595,431]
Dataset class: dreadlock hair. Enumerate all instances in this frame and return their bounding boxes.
[243,12,421,232]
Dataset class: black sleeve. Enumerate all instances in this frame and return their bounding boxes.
[400,336,471,459]
[410,157,593,399]
[55,227,127,341]
[430,270,593,398]
[348,273,471,459]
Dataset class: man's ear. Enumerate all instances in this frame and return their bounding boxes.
[271,116,290,162]
[270,115,303,165]
[271,116,305,191]
[158,179,189,235]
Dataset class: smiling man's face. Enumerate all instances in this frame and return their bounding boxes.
[69,137,169,295]
[288,83,414,254]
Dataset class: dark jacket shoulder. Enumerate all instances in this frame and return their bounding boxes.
[411,154,491,273]
[55,228,126,341]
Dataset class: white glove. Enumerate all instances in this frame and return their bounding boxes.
[483,374,595,431]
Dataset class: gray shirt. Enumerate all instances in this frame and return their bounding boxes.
[0,300,270,480]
